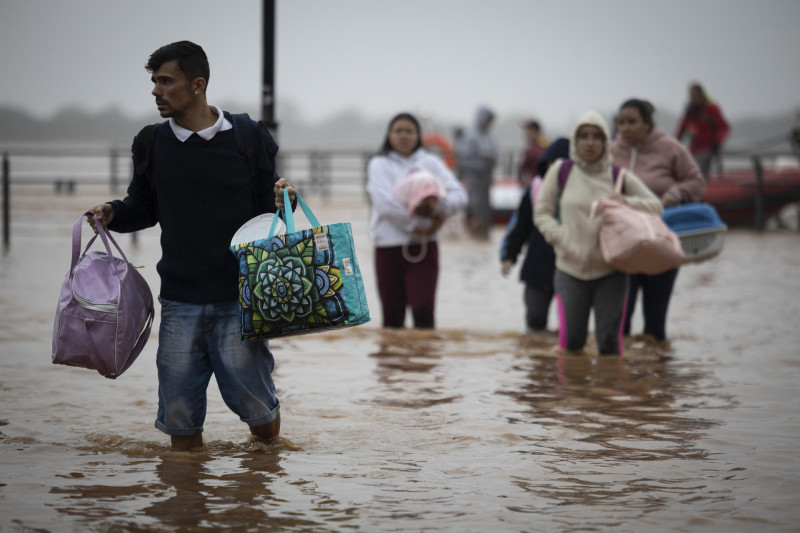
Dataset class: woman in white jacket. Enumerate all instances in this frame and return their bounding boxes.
[534,111,661,355]
[367,113,468,328]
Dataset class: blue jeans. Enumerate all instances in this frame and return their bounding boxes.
[155,298,280,437]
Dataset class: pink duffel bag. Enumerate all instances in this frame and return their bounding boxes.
[591,169,684,275]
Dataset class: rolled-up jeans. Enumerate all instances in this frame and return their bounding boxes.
[154,298,280,437]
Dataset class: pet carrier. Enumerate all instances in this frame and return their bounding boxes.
[662,203,727,264]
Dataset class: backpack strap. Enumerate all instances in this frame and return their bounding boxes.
[229,113,260,179]
[132,123,161,178]
[529,176,543,211]
[557,158,573,192]
[132,122,163,217]
[229,112,272,214]
[555,158,572,222]
[611,164,626,194]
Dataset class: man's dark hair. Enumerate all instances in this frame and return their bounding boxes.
[145,41,210,87]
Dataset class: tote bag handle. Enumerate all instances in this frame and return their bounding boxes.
[268,188,321,237]
[590,167,627,219]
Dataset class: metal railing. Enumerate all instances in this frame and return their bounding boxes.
[0,146,382,249]
[2,147,798,248]
[2,152,8,249]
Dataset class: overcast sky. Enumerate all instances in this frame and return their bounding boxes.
[2,0,799,134]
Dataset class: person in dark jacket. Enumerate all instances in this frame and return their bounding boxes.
[499,138,569,332]
[86,41,294,450]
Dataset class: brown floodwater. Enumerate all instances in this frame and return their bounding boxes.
[1,186,799,532]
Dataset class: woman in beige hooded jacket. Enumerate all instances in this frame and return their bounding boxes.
[534,111,661,355]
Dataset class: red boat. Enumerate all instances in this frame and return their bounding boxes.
[490,159,800,227]
[702,163,800,224]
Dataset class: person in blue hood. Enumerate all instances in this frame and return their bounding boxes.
[456,106,500,240]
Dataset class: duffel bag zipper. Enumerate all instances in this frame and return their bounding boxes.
[72,290,119,314]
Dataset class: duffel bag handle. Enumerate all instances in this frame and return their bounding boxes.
[269,188,321,237]
[71,212,131,271]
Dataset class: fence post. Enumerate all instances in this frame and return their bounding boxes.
[503,151,515,178]
[362,152,372,198]
[310,151,332,201]
[3,152,9,249]
[110,148,119,193]
[751,155,765,232]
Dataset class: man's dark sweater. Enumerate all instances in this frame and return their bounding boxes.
[109,121,278,304]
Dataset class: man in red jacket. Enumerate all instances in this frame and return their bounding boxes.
[517,120,545,187]
[675,82,729,180]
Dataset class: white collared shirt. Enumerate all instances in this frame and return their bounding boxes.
[168,105,232,142]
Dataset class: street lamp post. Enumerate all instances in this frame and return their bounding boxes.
[262,0,278,139]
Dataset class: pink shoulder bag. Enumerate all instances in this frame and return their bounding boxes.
[591,169,684,275]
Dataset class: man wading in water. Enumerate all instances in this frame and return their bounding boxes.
[88,41,295,450]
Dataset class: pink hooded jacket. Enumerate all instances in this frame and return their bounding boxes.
[610,127,705,204]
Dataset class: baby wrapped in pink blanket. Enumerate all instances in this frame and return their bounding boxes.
[392,170,447,262]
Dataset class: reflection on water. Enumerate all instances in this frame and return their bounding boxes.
[504,334,735,515]
[143,448,284,530]
[48,439,302,531]
[368,329,461,409]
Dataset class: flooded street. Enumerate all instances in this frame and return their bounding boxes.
[1,185,799,532]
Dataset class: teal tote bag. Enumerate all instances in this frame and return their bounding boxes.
[230,189,371,340]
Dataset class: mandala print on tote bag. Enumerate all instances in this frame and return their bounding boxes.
[237,226,351,338]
